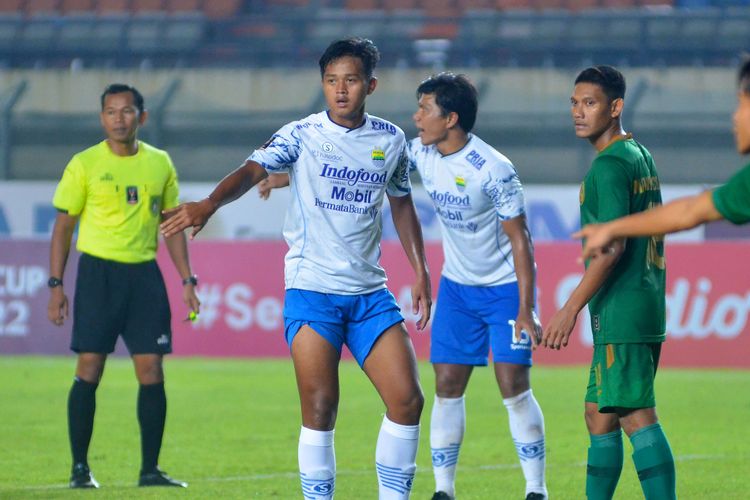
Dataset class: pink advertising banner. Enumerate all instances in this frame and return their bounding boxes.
[2,240,749,368]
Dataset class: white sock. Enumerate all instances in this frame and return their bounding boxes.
[503,389,547,498]
[298,427,335,500]
[375,415,419,499]
[430,395,465,496]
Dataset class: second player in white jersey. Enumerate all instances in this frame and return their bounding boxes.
[251,110,410,294]
[407,134,525,286]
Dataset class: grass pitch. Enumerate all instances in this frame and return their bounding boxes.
[0,356,747,499]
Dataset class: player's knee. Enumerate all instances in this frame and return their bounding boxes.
[388,387,424,424]
[304,390,339,426]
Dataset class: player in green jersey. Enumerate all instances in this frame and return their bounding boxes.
[576,58,750,258]
[542,66,676,500]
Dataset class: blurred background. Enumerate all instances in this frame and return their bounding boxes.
[0,0,748,184]
[2,1,750,363]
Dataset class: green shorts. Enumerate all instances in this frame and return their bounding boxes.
[585,343,662,413]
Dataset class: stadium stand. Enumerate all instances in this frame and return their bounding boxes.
[0,0,747,183]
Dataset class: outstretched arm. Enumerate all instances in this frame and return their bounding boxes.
[502,214,542,349]
[160,160,268,239]
[257,173,290,200]
[541,238,624,349]
[48,211,78,326]
[388,193,432,331]
[575,190,721,260]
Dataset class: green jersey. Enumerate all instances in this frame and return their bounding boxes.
[713,162,750,224]
[580,136,666,344]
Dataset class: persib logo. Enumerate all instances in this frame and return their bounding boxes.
[465,149,486,170]
[371,148,385,167]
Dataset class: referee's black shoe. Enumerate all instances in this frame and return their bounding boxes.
[70,463,99,488]
[138,467,188,487]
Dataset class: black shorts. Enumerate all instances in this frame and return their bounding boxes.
[71,253,172,355]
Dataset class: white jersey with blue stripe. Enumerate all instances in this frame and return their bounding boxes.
[250,111,411,294]
[408,134,526,286]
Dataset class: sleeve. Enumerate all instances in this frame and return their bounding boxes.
[386,142,412,198]
[248,122,302,173]
[162,152,180,210]
[406,138,419,173]
[481,160,525,220]
[712,163,750,225]
[588,155,631,222]
[52,156,86,215]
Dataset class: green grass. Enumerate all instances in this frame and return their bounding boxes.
[0,356,748,499]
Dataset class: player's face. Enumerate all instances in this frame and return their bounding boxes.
[100,91,145,145]
[322,56,376,129]
[570,83,619,142]
[413,93,450,146]
[733,85,750,155]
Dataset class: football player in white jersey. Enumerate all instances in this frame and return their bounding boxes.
[409,73,547,500]
[160,38,432,500]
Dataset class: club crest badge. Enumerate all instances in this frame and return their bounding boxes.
[455,176,466,192]
[371,149,385,167]
[126,186,139,204]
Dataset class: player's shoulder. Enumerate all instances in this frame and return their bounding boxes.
[283,112,323,133]
[407,137,433,155]
[366,113,406,141]
[464,135,515,174]
[138,141,170,158]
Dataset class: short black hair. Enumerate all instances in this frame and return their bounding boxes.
[739,56,750,95]
[574,65,626,102]
[417,72,478,133]
[318,38,380,80]
[100,83,144,113]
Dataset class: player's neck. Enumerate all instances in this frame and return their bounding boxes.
[591,124,627,152]
[436,131,470,157]
[106,138,139,157]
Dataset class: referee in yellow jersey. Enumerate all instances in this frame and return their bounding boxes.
[47,84,200,489]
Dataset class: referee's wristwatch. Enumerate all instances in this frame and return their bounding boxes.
[47,277,63,288]
[182,275,198,286]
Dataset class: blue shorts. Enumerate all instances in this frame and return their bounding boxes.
[430,276,533,366]
[283,288,404,367]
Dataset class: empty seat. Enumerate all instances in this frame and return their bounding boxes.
[58,11,96,50]
[97,0,129,15]
[203,0,241,19]
[166,0,201,12]
[344,0,381,10]
[132,0,165,13]
[0,0,23,13]
[61,0,94,14]
[162,11,205,51]
[26,0,60,16]
[0,12,22,46]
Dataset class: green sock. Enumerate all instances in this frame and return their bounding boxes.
[586,429,623,500]
[630,423,676,500]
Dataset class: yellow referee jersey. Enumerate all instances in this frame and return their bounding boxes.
[53,140,180,263]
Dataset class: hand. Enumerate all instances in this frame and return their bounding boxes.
[572,223,615,262]
[257,178,273,200]
[542,307,578,350]
[47,288,69,326]
[411,272,432,331]
[513,310,542,350]
[160,198,216,239]
[257,173,289,200]
[183,284,201,318]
